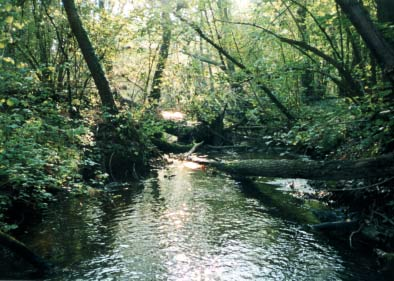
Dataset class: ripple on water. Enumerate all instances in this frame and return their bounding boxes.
[5,160,385,281]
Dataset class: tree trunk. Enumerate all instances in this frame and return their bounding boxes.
[176,15,296,122]
[149,1,172,104]
[376,0,394,24]
[336,0,394,83]
[295,5,317,102]
[192,153,394,180]
[61,0,117,113]
[98,0,105,9]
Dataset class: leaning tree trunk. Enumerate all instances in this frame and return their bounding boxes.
[192,153,394,180]
[176,15,296,122]
[336,0,394,83]
[62,0,117,114]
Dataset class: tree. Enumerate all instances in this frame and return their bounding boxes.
[295,4,316,102]
[376,0,394,24]
[176,14,296,121]
[149,0,172,104]
[61,0,118,113]
[336,0,394,83]
[376,0,394,72]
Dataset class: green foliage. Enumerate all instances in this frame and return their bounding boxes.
[271,96,394,158]
[0,87,104,232]
[277,104,348,156]
[95,108,161,181]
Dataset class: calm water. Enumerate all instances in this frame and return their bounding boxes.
[1,159,386,280]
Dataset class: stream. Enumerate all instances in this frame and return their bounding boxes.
[0,154,387,280]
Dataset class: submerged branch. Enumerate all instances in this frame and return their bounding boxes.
[0,231,52,274]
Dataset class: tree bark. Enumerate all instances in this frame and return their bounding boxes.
[336,0,394,83]
[62,0,117,113]
[192,153,394,180]
[149,5,172,103]
[295,5,317,102]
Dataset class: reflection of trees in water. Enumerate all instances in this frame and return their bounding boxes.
[237,177,320,224]
[9,162,384,280]
[21,184,145,267]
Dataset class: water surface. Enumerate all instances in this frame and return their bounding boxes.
[2,159,385,280]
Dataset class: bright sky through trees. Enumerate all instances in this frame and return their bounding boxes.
[108,0,251,16]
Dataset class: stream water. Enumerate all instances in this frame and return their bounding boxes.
[1,156,387,280]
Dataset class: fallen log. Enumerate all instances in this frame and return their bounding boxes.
[310,220,359,232]
[191,153,394,180]
[163,122,196,143]
[375,249,394,274]
[205,144,251,150]
[0,230,52,274]
[152,138,195,153]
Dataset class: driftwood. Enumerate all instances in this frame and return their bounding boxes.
[191,153,394,180]
[0,231,52,274]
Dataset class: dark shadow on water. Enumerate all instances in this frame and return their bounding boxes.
[235,176,319,224]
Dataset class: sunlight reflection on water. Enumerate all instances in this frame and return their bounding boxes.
[6,157,385,281]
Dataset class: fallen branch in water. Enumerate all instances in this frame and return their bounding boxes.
[183,141,204,159]
[205,144,251,150]
[0,231,52,275]
[309,220,359,232]
[190,153,394,180]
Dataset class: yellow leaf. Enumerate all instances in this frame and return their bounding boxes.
[72,99,81,106]
[17,62,27,68]
[0,42,5,49]
[2,57,15,64]
[14,22,24,29]
[5,3,12,12]
[6,98,14,107]
[5,16,13,24]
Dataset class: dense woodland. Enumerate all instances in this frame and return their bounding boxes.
[1,0,394,275]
